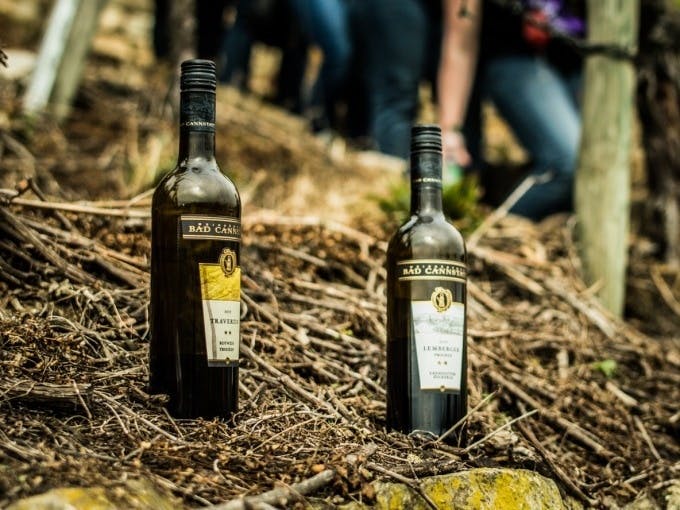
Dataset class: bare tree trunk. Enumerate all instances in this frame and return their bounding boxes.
[636,0,680,267]
[575,0,640,317]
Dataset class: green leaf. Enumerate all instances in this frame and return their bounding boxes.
[592,359,618,378]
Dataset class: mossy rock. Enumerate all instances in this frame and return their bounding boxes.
[7,487,115,510]
[339,468,582,510]
[6,479,177,510]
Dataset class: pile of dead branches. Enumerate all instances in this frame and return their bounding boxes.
[0,187,678,509]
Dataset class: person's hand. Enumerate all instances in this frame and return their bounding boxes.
[442,129,471,168]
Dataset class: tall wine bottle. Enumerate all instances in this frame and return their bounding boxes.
[149,59,241,420]
[386,124,468,443]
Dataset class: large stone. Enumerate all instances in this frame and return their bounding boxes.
[7,487,115,510]
[6,479,177,510]
[340,468,582,510]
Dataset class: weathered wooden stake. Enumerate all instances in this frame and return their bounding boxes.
[575,0,640,317]
[23,0,107,120]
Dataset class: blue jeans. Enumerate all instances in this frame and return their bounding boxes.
[219,11,252,88]
[290,0,352,124]
[467,55,581,220]
[356,0,439,158]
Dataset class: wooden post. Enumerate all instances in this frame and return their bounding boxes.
[23,0,80,115]
[575,0,640,317]
[50,0,107,120]
[23,0,107,120]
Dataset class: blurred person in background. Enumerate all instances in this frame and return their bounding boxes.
[218,0,308,114]
[153,0,230,61]
[438,0,585,220]
[288,0,353,133]
[216,0,254,91]
[153,0,308,114]
[353,0,442,159]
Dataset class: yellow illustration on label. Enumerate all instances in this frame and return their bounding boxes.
[199,250,240,366]
[199,265,240,300]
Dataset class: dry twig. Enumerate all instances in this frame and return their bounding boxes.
[0,201,677,509]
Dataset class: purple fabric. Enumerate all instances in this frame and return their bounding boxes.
[524,0,585,37]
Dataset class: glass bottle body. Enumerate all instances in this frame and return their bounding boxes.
[150,126,241,419]
[386,152,467,443]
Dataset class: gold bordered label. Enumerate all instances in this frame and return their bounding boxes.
[199,251,240,367]
[180,214,241,241]
[412,297,465,391]
[397,259,467,282]
[431,286,453,312]
[219,248,237,277]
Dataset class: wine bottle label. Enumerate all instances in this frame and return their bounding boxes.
[180,215,241,241]
[397,259,466,283]
[412,176,441,185]
[198,249,240,366]
[180,91,215,132]
[180,214,241,366]
[412,287,465,391]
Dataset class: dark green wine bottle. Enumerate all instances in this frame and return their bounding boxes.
[386,124,468,444]
[149,59,241,419]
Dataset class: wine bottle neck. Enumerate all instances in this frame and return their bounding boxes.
[410,151,443,215]
[178,131,215,160]
[178,90,216,161]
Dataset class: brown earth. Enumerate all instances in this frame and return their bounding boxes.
[0,1,679,509]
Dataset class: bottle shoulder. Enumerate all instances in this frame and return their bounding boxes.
[388,214,466,261]
[153,160,240,212]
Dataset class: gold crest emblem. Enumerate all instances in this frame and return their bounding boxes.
[431,286,453,312]
[218,248,237,276]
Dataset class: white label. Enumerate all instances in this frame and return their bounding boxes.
[198,260,241,367]
[202,299,240,366]
[412,300,465,391]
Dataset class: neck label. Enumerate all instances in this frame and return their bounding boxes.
[412,177,441,185]
[180,91,215,132]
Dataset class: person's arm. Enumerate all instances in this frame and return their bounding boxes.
[438,0,481,166]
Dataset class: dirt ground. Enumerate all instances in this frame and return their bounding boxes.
[0,1,679,509]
